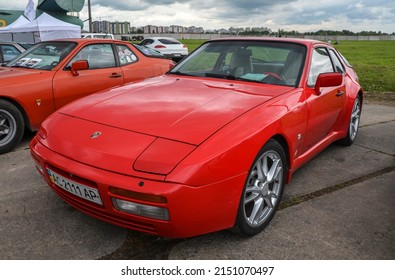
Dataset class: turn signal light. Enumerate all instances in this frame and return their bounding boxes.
[109,187,167,203]
[112,198,169,221]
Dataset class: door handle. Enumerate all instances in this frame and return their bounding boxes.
[109,73,122,78]
[336,91,344,97]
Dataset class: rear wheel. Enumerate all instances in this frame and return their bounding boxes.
[235,139,287,236]
[338,95,361,146]
[0,100,25,154]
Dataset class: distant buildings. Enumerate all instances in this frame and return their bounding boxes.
[90,20,270,35]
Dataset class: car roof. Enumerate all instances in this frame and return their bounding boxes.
[145,37,180,41]
[207,37,329,47]
[42,38,127,44]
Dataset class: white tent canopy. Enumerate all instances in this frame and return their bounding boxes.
[0,16,31,42]
[0,13,81,43]
[0,15,30,31]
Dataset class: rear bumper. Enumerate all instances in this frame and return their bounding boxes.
[30,137,244,238]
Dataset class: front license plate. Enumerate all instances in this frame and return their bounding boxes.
[173,53,181,57]
[47,169,103,205]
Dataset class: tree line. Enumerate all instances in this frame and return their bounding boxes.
[236,29,394,36]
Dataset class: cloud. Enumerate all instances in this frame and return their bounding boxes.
[92,0,185,11]
[3,0,395,33]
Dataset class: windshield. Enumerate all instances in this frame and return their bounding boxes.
[133,44,165,57]
[6,41,77,70]
[170,40,306,87]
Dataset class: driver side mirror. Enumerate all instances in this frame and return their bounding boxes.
[71,60,89,76]
[314,72,343,95]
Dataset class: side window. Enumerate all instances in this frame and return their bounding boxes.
[141,39,154,46]
[67,44,116,69]
[308,47,334,86]
[116,44,138,66]
[329,49,345,73]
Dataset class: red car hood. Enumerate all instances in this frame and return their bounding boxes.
[0,67,39,77]
[40,76,293,176]
[60,76,291,145]
[0,67,50,85]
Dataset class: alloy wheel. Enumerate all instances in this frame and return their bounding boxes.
[243,150,283,227]
[0,109,17,146]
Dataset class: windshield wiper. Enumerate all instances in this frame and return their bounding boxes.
[169,71,197,77]
[9,65,30,68]
[205,73,237,80]
[205,72,267,84]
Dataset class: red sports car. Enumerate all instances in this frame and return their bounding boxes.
[30,38,363,238]
[0,39,174,154]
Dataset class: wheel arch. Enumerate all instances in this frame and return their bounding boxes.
[271,134,291,182]
[234,135,289,236]
[358,90,364,109]
[0,97,31,131]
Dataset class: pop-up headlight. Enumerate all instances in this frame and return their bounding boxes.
[133,138,196,175]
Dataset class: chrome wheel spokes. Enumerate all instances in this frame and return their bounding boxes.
[0,110,16,145]
[349,97,361,141]
[244,150,283,227]
[0,115,10,136]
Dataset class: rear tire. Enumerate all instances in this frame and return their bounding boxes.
[235,139,287,236]
[0,100,25,154]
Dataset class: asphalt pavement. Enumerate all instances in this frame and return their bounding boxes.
[0,101,394,260]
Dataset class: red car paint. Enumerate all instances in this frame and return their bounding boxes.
[0,38,174,154]
[30,38,363,238]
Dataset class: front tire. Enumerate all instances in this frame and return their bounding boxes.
[235,139,287,236]
[338,95,361,146]
[0,100,25,154]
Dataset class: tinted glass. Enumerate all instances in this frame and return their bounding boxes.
[308,47,334,86]
[6,42,76,70]
[140,39,154,46]
[159,39,181,45]
[329,49,345,73]
[338,51,353,67]
[67,43,116,69]
[134,44,165,57]
[171,40,306,87]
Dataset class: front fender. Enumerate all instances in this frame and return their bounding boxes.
[166,89,307,187]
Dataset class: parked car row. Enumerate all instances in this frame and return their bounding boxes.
[0,41,33,64]
[25,38,362,238]
[0,38,175,154]
[140,37,189,61]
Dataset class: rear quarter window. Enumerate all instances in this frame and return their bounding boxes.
[338,51,353,68]
[158,39,181,45]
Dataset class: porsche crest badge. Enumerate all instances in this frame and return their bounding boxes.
[90,131,102,139]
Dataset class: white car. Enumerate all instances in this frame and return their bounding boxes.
[81,33,115,39]
[140,37,188,61]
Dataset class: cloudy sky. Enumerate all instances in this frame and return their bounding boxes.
[6,0,395,33]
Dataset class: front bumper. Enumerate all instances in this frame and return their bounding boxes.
[30,137,245,238]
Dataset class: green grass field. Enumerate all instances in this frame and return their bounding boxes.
[180,39,395,102]
[335,41,395,95]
